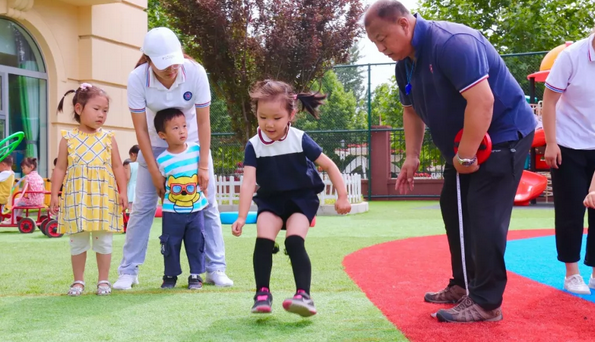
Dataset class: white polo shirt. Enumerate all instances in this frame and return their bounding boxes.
[127,58,211,148]
[545,34,595,149]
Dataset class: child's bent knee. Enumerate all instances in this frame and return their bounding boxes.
[284,235,306,255]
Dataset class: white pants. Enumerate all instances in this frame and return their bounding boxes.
[70,231,113,255]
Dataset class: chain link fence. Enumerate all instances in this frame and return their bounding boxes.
[211,52,547,186]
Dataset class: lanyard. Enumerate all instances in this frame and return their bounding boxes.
[405,60,415,95]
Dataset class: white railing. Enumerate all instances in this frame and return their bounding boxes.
[215,173,363,207]
[215,175,244,206]
[319,173,363,204]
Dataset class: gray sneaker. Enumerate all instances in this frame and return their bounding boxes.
[435,296,503,323]
[424,285,466,304]
[188,275,203,290]
[282,290,317,317]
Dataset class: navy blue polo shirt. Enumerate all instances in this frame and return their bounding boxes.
[243,127,325,197]
[395,14,536,160]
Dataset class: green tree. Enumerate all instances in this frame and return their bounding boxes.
[295,70,360,131]
[147,0,169,29]
[370,76,403,128]
[418,0,595,54]
[418,0,595,100]
[147,0,231,133]
[370,77,443,174]
[160,0,364,143]
[335,46,366,102]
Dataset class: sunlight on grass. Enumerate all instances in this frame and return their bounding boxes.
[0,201,555,341]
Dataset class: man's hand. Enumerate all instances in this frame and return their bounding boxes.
[452,155,480,174]
[395,157,420,194]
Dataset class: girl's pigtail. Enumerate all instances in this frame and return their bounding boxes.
[57,90,76,113]
[296,92,327,119]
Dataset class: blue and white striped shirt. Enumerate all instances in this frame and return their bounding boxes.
[157,142,208,213]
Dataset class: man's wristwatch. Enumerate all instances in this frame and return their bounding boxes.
[456,154,477,167]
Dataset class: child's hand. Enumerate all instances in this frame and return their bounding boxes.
[119,193,128,211]
[335,197,351,215]
[49,195,60,215]
[584,191,595,208]
[232,218,245,237]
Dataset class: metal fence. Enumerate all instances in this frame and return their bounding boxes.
[211,52,548,198]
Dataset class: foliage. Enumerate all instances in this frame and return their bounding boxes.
[295,70,362,131]
[418,0,595,54]
[335,46,366,102]
[146,0,169,29]
[370,76,403,128]
[370,77,443,174]
[418,0,595,102]
[211,134,244,176]
[160,0,364,143]
[146,0,193,49]
[210,92,233,133]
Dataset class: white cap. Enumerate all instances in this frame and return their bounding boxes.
[141,27,184,70]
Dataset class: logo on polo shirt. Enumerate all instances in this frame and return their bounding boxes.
[429,64,433,73]
[183,91,193,101]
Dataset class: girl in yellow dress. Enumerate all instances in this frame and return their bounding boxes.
[50,83,128,296]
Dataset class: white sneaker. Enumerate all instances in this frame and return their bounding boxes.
[589,276,595,290]
[113,274,139,290]
[564,274,591,294]
[205,270,234,287]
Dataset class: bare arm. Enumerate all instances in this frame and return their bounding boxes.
[196,106,211,170]
[124,165,131,182]
[315,153,347,199]
[403,106,425,159]
[237,166,256,220]
[51,138,68,197]
[542,88,562,145]
[316,153,351,214]
[456,80,494,159]
[131,112,159,175]
[111,137,128,198]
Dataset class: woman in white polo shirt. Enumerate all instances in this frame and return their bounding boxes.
[543,28,595,295]
[113,27,233,289]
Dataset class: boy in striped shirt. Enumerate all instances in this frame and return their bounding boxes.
[154,108,208,290]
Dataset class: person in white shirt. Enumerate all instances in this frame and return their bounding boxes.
[543,27,595,295]
[114,27,233,289]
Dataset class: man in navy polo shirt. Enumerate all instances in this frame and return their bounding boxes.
[365,0,536,323]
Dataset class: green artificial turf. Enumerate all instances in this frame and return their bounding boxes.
[0,201,556,342]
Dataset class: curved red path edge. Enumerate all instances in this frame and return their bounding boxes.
[343,229,595,342]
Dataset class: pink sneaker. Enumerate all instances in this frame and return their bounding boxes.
[251,288,273,314]
[282,290,317,317]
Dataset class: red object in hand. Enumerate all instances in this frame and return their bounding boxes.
[453,129,492,165]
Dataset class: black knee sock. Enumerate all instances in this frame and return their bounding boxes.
[253,237,275,292]
[285,235,311,294]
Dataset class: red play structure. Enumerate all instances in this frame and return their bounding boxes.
[514,129,548,206]
[513,42,573,205]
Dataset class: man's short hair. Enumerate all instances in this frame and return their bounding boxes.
[365,0,410,26]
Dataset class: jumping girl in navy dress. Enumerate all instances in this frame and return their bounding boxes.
[232,79,352,317]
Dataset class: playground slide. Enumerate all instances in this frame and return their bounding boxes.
[532,128,545,148]
[514,170,548,206]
